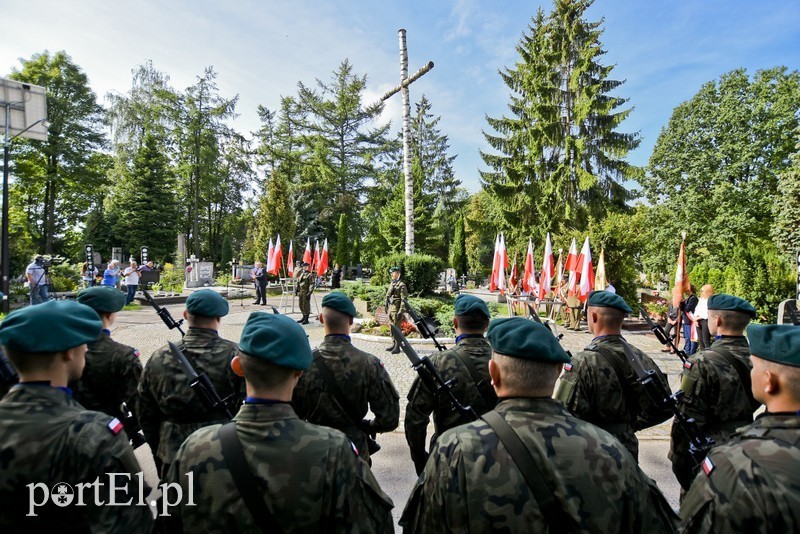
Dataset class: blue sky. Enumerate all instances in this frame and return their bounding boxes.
[3,0,798,192]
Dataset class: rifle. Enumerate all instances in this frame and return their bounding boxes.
[142,289,185,336]
[403,299,447,351]
[168,341,234,420]
[527,304,564,343]
[620,339,713,465]
[0,349,19,396]
[119,401,148,449]
[391,324,476,422]
[638,305,689,364]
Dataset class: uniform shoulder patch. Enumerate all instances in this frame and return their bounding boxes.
[133,349,141,358]
[563,363,573,372]
[350,441,359,457]
[107,417,124,435]
[683,360,693,370]
[701,456,714,476]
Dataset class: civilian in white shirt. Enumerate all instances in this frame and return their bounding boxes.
[123,261,140,305]
[695,284,714,350]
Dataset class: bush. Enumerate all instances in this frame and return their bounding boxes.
[373,253,444,296]
[159,263,184,293]
[215,273,233,286]
[340,281,390,312]
[49,261,80,292]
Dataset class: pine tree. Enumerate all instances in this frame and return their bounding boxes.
[450,214,468,276]
[481,0,638,244]
[335,212,349,268]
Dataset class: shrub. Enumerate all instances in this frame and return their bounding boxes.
[374,253,444,296]
[159,263,184,293]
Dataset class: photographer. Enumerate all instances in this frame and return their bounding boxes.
[25,256,50,305]
[122,261,140,305]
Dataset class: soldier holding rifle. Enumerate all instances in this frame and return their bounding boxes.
[384,266,408,354]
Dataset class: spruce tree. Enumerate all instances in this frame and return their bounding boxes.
[335,212,349,268]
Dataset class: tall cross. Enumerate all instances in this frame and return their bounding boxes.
[381,29,434,255]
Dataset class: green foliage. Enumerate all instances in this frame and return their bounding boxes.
[464,191,503,277]
[48,262,81,292]
[220,235,233,267]
[215,272,233,286]
[335,213,349,268]
[481,0,638,243]
[373,253,444,296]
[352,235,361,266]
[450,214,467,276]
[339,281,389,312]
[158,263,184,293]
[772,135,800,259]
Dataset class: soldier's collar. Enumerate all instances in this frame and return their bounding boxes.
[714,335,746,340]
[244,396,291,405]
[19,381,73,397]
[591,334,622,342]
[456,333,484,344]
[102,328,111,336]
[325,334,351,342]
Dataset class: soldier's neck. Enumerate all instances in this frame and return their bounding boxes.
[764,399,800,414]
[246,381,295,402]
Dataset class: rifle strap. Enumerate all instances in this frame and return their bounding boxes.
[218,422,284,534]
[481,411,577,531]
[705,348,759,410]
[451,346,496,413]
[312,349,363,428]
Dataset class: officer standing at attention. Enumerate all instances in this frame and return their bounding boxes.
[293,292,400,464]
[385,266,408,354]
[138,289,243,478]
[555,291,672,460]
[166,312,394,532]
[669,294,760,493]
[564,289,582,331]
[405,294,497,475]
[72,286,146,447]
[681,324,800,532]
[400,317,678,532]
[252,261,268,306]
[0,301,153,532]
[295,261,314,325]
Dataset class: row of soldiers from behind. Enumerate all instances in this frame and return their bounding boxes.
[0,286,798,532]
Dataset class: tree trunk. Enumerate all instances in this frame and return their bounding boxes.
[399,29,415,255]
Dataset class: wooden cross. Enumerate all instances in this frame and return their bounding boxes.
[381,29,434,255]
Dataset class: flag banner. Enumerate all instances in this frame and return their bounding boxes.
[498,233,507,294]
[577,236,594,302]
[490,234,500,293]
[566,238,579,294]
[538,232,554,300]
[319,238,329,275]
[594,248,607,291]
[269,234,283,275]
[312,240,320,273]
[554,252,564,289]
[509,252,519,292]
[673,240,691,307]
[287,241,294,277]
[303,238,312,265]
[522,238,535,294]
[266,238,275,273]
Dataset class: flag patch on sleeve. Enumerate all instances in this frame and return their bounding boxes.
[107,418,124,435]
[683,361,693,370]
[133,350,141,358]
[350,441,359,457]
[564,363,573,372]
[701,456,714,476]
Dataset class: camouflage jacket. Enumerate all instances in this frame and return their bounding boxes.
[669,336,760,489]
[400,397,678,533]
[680,413,800,533]
[293,335,400,460]
[137,327,242,467]
[296,271,314,295]
[0,385,153,533]
[554,335,673,459]
[405,336,497,474]
[166,402,394,533]
[71,331,142,439]
[385,280,408,311]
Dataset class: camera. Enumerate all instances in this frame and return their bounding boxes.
[34,255,65,270]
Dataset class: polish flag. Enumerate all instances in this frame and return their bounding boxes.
[509,252,519,291]
[522,238,535,294]
[489,235,500,293]
[566,238,579,294]
[577,237,594,302]
[269,234,282,275]
[312,240,320,273]
[287,241,294,277]
[673,239,691,307]
[303,238,312,265]
[497,233,507,294]
[538,233,554,300]
[266,238,275,273]
[318,239,329,275]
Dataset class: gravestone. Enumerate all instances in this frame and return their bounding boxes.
[375,306,390,326]
[198,262,214,286]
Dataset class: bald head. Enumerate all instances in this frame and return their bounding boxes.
[320,307,352,334]
[489,353,562,398]
[587,306,624,335]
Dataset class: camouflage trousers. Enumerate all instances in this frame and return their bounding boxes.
[299,292,311,315]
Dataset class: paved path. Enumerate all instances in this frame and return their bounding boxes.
[119,293,683,527]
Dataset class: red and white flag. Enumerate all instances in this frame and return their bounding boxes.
[490,235,500,293]
[566,238,579,294]
[522,238,536,294]
[318,239,329,275]
[303,238,312,265]
[577,237,594,302]
[509,253,519,292]
[497,233,507,294]
[673,239,691,307]
[269,234,282,275]
[287,241,294,277]
[538,233,554,300]
[312,240,320,273]
[266,238,275,273]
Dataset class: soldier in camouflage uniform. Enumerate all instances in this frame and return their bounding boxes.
[564,292,583,331]
[401,317,678,532]
[166,312,394,532]
[293,292,400,464]
[385,266,408,354]
[70,286,145,447]
[681,324,800,532]
[295,261,314,325]
[0,301,153,532]
[669,294,760,493]
[405,294,497,474]
[555,291,672,460]
[138,289,243,478]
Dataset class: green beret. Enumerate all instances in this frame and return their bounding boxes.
[322,292,356,317]
[708,294,756,317]
[77,286,126,313]
[487,317,570,363]
[388,266,401,273]
[238,312,311,370]
[185,290,229,318]
[300,261,310,267]
[0,300,102,353]
[454,294,490,318]
[587,291,632,314]
[747,324,800,368]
